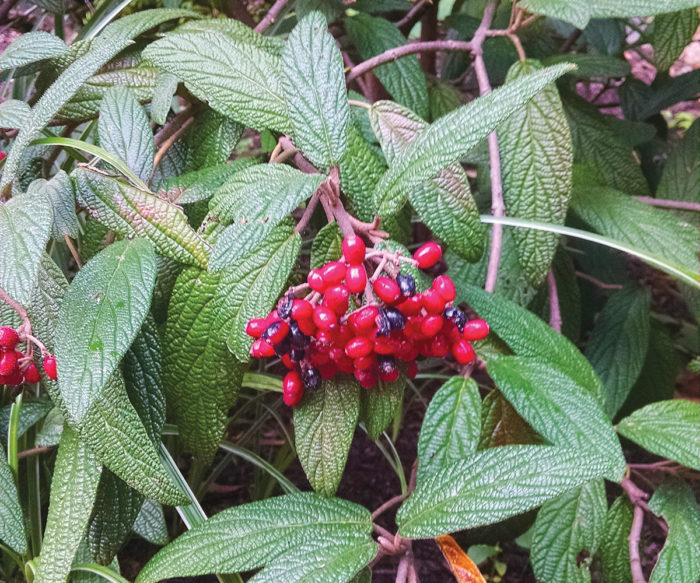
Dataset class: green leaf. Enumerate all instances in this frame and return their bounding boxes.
[479,389,543,448]
[293,376,361,496]
[653,9,699,70]
[27,171,80,240]
[281,12,349,169]
[369,100,485,262]
[519,0,590,29]
[530,480,607,583]
[98,86,155,183]
[0,189,53,306]
[648,480,700,583]
[584,287,651,418]
[35,426,101,583]
[72,167,210,268]
[133,499,169,546]
[310,222,344,269]
[416,377,481,484]
[601,497,634,583]
[0,99,31,130]
[162,267,246,459]
[499,59,573,286]
[0,397,54,447]
[54,238,156,423]
[486,357,626,481]
[0,448,26,555]
[543,54,631,78]
[617,400,700,471]
[143,30,289,133]
[427,79,462,121]
[0,31,68,71]
[151,73,178,126]
[345,13,428,118]
[220,226,302,360]
[172,17,285,55]
[360,372,406,441]
[135,493,376,583]
[396,445,613,539]
[36,408,65,447]
[621,71,700,123]
[374,63,574,215]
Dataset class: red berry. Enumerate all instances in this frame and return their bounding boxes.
[24,363,40,383]
[345,336,373,359]
[0,327,20,350]
[245,318,267,338]
[407,361,418,379]
[379,367,400,383]
[463,319,490,341]
[282,371,304,406]
[353,355,375,370]
[397,295,422,317]
[321,261,347,285]
[281,354,295,369]
[313,306,337,330]
[430,335,450,358]
[323,285,350,316]
[422,289,446,315]
[0,368,23,386]
[451,340,475,364]
[373,277,401,305]
[421,315,444,337]
[373,335,397,355]
[342,234,366,265]
[0,350,18,376]
[43,355,57,381]
[413,242,442,269]
[345,265,367,294]
[291,299,314,321]
[354,366,377,389]
[296,317,317,336]
[263,320,289,345]
[349,305,379,335]
[307,269,326,293]
[318,362,337,379]
[433,275,456,302]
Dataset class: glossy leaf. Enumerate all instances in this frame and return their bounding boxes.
[0,448,26,555]
[133,499,169,546]
[479,390,543,448]
[600,497,634,583]
[27,171,80,240]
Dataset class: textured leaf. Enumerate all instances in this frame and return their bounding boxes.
[530,480,607,583]
[397,445,612,539]
[0,189,53,306]
[648,481,700,583]
[172,18,286,55]
[143,30,289,132]
[617,400,700,471]
[0,99,31,130]
[543,54,631,78]
[601,497,634,583]
[621,71,700,123]
[499,59,573,286]
[162,266,246,459]
[360,373,406,441]
[151,73,179,126]
[220,226,302,360]
[294,376,361,496]
[479,390,543,448]
[653,9,700,70]
[133,499,169,546]
[281,12,349,169]
[0,397,54,447]
[27,171,79,240]
[584,287,651,418]
[98,86,154,183]
[416,377,481,484]
[35,426,101,583]
[374,64,574,215]
[36,408,65,447]
[427,80,462,121]
[310,222,343,269]
[519,0,590,29]
[136,493,376,583]
[72,167,210,267]
[0,448,26,554]
[487,357,625,481]
[0,31,67,72]
[346,13,428,118]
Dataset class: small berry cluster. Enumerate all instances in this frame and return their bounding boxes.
[0,326,57,386]
[246,236,489,406]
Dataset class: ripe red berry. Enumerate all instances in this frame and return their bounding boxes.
[345,265,367,294]
[281,354,295,369]
[0,350,18,376]
[313,306,337,330]
[24,363,41,383]
[323,285,350,316]
[296,317,317,336]
[353,355,375,370]
[345,336,373,359]
[342,234,366,265]
[422,289,446,315]
[0,368,23,386]
[262,320,290,345]
[291,299,314,321]
[407,361,418,379]
[373,335,397,355]
[379,367,400,383]
[463,319,490,341]
[413,242,442,269]
[349,305,378,335]
[0,327,20,350]
[307,269,326,293]
[373,277,401,305]
[245,318,267,338]
[43,355,57,381]
[397,295,422,317]
[421,315,444,337]
[282,371,304,406]
[433,275,456,302]
[451,340,475,364]
[321,261,347,285]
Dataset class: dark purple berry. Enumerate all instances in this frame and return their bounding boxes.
[383,307,406,331]
[444,306,467,332]
[302,366,321,389]
[397,273,416,297]
[289,321,311,349]
[277,293,294,320]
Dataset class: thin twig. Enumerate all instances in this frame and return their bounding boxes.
[575,271,623,290]
[372,494,406,520]
[294,191,321,233]
[154,105,192,147]
[548,270,562,332]
[395,0,428,30]
[636,197,700,212]
[152,116,194,175]
[621,475,649,583]
[254,0,290,33]
[17,446,52,460]
[64,236,82,268]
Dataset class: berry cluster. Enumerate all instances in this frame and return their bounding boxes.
[0,326,57,386]
[246,236,489,406]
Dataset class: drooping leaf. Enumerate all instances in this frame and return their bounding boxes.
[584,287,651,418]
[135,493,376,583]
[293,376,361,496]
[617,400,700,471]
[72,167,210,268]
[653,9,700,70]
[310,222,344,269]
[530,480,607,583]
[150,73,179,126]
[360,373,406,441]
[600,497,634,583]
[479,390,543,448]
[280,12,349,169]
[133,499,169,546]
[0,448,26,555]
[27,171,79,240]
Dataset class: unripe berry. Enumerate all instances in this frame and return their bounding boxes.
[342,234,366,265]
[421,289,446,315]
[433,275,456,302]
[345,336,373,359]
[397,273,416,297]
[0,351,17,376]
[0,327,20,350]
[373,277,401,305]
[345,265,367,294]
[413,242,442,269]
[43,355,57,381]
[24,362,41,383]
[321,261,347,285]
[463,318,490,341]
[451,339,475,364]
[313,306,337,330]
[307,269,326,293]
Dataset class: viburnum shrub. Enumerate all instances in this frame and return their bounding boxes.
[1,1,699,582]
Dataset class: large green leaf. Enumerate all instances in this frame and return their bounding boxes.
[310,222,344,269]
[72,167,210,268]
[530,480,607,583]
[617,400,700,471]
[293,376,361,497]
[374,63,574,215]
[0,448,26,555]
[648,481,700,583]
[171,17,285,55]
[584,287,651,418]
[416,377,481,484]
[653,9,700,70]
[360,372,406,441]
[620,71,700,122]
[479,390,543,448]
[0,189,53,305]
[151,72,179,126]
[487,357,625,481]
[396,445,612,539]
[280,12,349,169]
[0,31,67,72]
[600,497,634,583]
[0,99,31,130]
[0,397,54,448]
[345,13,428,118]
[27,171,80,240]
[98,86,154,183]
[498,59,573,286]
[136,493,376,583]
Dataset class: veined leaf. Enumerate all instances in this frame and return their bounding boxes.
[172,17,285,55]
[479,390,543,448]
[161,159,259,205]
[617,400,700,471]
[416,377,481,484]
[0,397,54,448]
[0,189,53,305]
[0,448,26,555]
[72,167,210,268]
[360,372,406,441]
[281,12,349,169]
[0,31,67,71]
[151,73,179,126]
[653,9,699,70]
[518,0,590,29]
[135,493,376,583]
[499,59,573,286]
[396,445,612,539]
[27,171,80,240]
[427,80,462,121]
[310,222,343,269]
[294,376,361,496]
[584,287,651,419]
[648,481,700,583]
[0,99,31,130]
[374,63,574,215]
[133,499,169,546]
[601,497,634,583]
[531,480,607,583]
[543,54,631,78]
